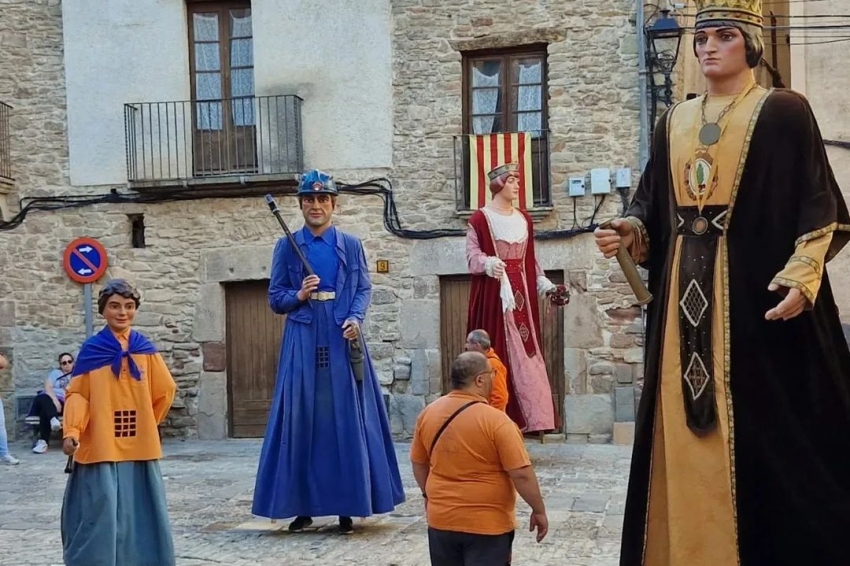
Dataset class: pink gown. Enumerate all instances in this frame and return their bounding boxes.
[466,207,556,433]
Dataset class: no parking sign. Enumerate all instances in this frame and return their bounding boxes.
[63,237,108,284]
[62,237,109,337]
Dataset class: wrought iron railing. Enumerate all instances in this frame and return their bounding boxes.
[0,101,12,182]
[124,95,303,184]
[452,129,551,211]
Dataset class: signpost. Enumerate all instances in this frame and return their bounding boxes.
[62,237,108,338]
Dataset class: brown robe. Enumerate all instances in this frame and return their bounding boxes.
[620,87,850,566]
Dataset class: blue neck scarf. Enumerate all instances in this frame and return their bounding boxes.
[72,326,158,380]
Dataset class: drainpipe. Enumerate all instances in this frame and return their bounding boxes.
[635,0,650,404]
[637,0,650,170]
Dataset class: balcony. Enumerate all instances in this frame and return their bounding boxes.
[452,129,552,216]
[0,101,12,189]
[124,94,303,191]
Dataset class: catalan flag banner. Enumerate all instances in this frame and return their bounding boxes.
[468,132,534,210]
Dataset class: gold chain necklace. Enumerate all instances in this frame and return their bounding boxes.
[698,82,758,146]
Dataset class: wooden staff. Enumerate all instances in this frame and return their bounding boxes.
[599,219,653,305]
[265,194,314,276]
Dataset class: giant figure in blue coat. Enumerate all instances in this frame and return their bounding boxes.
[252,170,405,535]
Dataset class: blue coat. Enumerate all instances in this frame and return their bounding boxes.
[269,226,370,326]
[252,225,405,520]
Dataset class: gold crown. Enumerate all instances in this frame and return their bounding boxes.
[695,0,763,28]
[487,163,519,182]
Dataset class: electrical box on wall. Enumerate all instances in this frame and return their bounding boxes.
[567,177,585,197]
[615,168,631,189]
[590,168,611,194]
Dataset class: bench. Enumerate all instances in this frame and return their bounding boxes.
[15,394,63,444]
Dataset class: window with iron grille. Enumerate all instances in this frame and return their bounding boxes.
[461,45,551,209]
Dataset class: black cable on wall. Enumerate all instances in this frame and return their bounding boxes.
[1,177,608,240]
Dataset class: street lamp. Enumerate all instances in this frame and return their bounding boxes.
[646,9,684,107]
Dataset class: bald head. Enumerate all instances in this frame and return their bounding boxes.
[450,351,491,391]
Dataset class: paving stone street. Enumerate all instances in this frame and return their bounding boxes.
[0,439,632,566]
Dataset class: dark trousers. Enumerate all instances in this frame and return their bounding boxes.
[428,527,515,566]
[32,394,61,442]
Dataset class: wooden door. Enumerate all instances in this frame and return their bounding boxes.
[440,277,472,388]
[188,1,257,176]
[439,272,565,431]
[225,280,284,438]
[539,271,565,430]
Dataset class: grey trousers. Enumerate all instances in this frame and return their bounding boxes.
[428,527,515,566]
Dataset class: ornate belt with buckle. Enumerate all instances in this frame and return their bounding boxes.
[310,291,336,301]
[676,205,727,237]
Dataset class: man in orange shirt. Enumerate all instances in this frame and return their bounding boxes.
[410,351,548,565]
[464,329,508,412]
[61,279,177,566]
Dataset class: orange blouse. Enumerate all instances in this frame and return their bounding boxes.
[63,330,177,464]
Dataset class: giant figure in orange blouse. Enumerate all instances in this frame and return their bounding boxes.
[61,279,177,566]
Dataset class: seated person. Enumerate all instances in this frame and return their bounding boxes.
[31,352,74,454]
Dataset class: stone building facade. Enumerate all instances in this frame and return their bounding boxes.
[0,0,644,442]
[786,0,850,316]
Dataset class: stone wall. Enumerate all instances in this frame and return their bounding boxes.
[788,0,850,321]
[0,0,70,437]
[388,0,643,441]
[0,0,646,442]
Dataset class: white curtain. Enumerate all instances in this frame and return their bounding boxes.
[472,63,500,134]
[516,60,542,136]
[193,13,222,130]
[230,11,255,126]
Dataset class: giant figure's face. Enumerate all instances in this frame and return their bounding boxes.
[102,294,137,332]
[300,194,335,230]
[695,26,749,80]
[495,173,520,202]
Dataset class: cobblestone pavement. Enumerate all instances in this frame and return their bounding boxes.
[0,439,632,566]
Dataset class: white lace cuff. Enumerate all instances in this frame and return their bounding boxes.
[484,256,503,278]
[537,276,556,297]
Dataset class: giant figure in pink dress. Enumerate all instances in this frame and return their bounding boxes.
[466,163,568,434]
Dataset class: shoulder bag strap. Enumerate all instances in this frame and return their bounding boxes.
[429,400,483,455]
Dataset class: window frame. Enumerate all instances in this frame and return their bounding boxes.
[461,44,551,209]
[186,0,254,126]
[185,0,258,175]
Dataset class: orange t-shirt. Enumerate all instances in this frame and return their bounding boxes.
[410,390,531,535]
[63,330,177,464]
[485,348,509,412]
